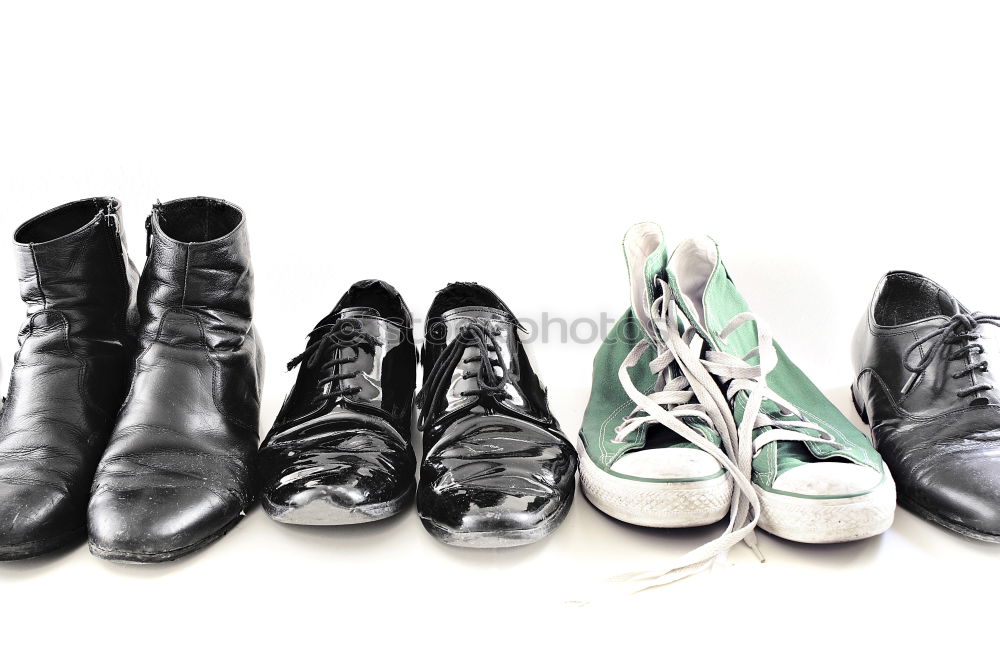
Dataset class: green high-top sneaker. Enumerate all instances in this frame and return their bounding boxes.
[581,224,895,590]
[667,235,895,544]
[580,224,765,587]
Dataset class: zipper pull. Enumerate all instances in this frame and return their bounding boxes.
[104,198,120,234]
[145,200,162,256]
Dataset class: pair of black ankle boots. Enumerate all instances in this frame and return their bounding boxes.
[0,196,262,562]
[259,279,578,547]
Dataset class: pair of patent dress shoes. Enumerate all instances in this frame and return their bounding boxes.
[0,197,262,562]
[258,280,578,547]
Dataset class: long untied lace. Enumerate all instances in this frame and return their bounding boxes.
[900,306,1000,396]
[416,319,512,431]
[701,312,844,486]
[613,280,845,594]
[287,317,382,402]
[611,285,763,594]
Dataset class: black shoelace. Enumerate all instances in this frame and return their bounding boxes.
[287,318,382,402]
[902,307,1000,397]
[416,320,511,431]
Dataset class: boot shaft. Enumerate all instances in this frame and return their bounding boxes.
[13,197,139,347]
[140,197,254,348]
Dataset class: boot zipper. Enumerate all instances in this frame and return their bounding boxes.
[104,200,131,336]
[145,200,162,256]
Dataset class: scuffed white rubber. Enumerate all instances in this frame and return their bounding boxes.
[578,440,733,528]
[757,471,896,544]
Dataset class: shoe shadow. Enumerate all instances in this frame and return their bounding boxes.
[264,496,415,546]
[756,530,886,569]
[892,504,1000,554]
[0,537,87,580]
[414,520,556,566]
[577,487,740,552]
[824,384,868,432]
[87,504,272,579]
[576,480,888,572]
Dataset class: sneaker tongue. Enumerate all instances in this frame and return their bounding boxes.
[645,417,721,449]
[623,223,671,344]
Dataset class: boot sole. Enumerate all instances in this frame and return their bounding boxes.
[262,482,414,526]
[578,437,732,528]
[88,510,248,564]
[0,526,86,561]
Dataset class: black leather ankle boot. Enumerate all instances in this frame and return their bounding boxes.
[0,197,139,560]
[88,197,263,562]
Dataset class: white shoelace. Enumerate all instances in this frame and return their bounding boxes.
[613,280,839,594]
[702,312,839,458]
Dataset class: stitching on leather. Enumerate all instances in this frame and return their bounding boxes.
[181,243,190,308]
[859,367,1000,422]
[28,244,46,309]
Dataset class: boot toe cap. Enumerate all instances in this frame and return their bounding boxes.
[88,486,242,561]
[0,483,84,555]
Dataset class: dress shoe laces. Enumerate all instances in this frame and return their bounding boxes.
[901,307,1000,397]
[287,317,382,403]
[416,319,511,431]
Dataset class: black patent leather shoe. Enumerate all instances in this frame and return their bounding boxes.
[88,197,263,562]
[852,271,1000,542]
[0,198,138,560]
[416,283,577,547]
[258,280,416,525]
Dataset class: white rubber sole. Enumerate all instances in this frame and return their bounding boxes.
[578,439,733,528]
[757,472,896,543]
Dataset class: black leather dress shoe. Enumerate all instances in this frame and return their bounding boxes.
[88,197,263,562]
[0,198,138,560]
[852,271,1000,541]
[258,280,416,525]
[416,283,577,547]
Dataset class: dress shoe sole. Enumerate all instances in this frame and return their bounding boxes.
[0,526,86,561]
[262,482,414,526]
[87,511,247,564]
[418,487,574,548]
[897,497,1000,543]
[577,437,733,528]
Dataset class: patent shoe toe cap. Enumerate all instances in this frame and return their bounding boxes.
[258,429,415,525]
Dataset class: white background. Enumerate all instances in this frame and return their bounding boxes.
[1,1,997,664]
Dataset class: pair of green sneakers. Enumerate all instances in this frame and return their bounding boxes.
[580,224,895,588]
